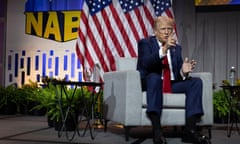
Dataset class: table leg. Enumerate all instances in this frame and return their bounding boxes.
[227,103,231,137]
[227,105,240,137]
[56,85,78,141]
[77,87,98,139]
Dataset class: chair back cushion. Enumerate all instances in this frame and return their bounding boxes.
[116,57,137,71]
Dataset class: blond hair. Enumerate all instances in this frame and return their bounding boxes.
[153,16,175,30]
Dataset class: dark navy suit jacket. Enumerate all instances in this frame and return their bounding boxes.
[137,36,184,85]
[136,36,203,117]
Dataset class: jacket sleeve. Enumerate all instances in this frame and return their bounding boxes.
[137,38,163,72]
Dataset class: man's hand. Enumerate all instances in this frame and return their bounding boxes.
[162,32,177,54]
[181,57,197,75]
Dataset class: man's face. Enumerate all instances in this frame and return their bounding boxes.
[154,21,173,43]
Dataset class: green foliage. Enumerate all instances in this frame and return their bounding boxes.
[213,89,229,117]
[31,81,100,122]
[30,82,56,114]
[0,78,103,120]
[0,84,28,113]
[213,89,240,118]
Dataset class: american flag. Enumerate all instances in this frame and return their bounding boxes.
[76,0,175,81]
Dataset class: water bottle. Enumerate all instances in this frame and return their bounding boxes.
[93,63,100,82]
[93,63,101,92]
[230,66,236,86]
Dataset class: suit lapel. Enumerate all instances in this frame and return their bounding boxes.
[151,36,160,52]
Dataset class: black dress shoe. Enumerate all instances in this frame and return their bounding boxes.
[153,130,167,144]
[153,134,167,144]
[182,129,210,144]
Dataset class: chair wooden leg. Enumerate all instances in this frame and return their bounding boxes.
[104,119,109,132]
[208,126,212,139]
[124,126,131,141]
[173,126,178,131]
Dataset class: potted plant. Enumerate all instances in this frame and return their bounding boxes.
[48,84,88,131]
[49,84,102,131]
[31,80,87,129]
[213,80,240,123]
[0,82,42,115]
[30,81,58,127]
[0,84,20,115]
[213,89,229,123]
[31,77,103,131]
[18,80,42,115]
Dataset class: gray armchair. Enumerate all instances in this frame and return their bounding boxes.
[103,57,213,141]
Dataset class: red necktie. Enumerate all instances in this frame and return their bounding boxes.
[162,56,172,93]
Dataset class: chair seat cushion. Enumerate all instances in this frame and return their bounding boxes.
[141,108,185,125]
[142,92,186,108]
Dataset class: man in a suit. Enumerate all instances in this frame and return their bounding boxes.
[137,16,207,144]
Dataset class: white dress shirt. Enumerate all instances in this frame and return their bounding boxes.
[157,41,186,80]
[157,41,175,80]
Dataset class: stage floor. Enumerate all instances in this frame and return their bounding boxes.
[0,115,240,144]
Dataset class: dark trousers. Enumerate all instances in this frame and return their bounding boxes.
[144,73,203,118]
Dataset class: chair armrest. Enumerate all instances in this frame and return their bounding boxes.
[190,72,213,125]
[103,70,143,125]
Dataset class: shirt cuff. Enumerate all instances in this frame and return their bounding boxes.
[180,69,187,80]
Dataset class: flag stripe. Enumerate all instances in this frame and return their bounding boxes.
[91,14,115,71]
[101,6,125,57]
[143,5,155,31]
[76,0,175,81]
[109,4,137,57]
[86,25,109,72]
[134,8,149,38]
[125,13,141,42]
[90,15,110,72]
